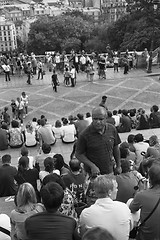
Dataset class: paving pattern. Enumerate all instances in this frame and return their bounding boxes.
[0,67,160,124]
[1,66,160,166]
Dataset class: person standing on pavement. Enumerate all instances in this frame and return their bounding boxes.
[3,62,11,82]
[51,69,59,92]
[75,107,121,176]
[26,62,32,85]
[37,59,43,80]
[70,65,76,87]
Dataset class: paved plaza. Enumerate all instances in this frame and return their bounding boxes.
[1,66,160,166]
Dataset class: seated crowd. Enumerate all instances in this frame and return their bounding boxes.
[0,104,160,240]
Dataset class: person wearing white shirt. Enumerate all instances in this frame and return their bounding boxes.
[70,65,76,87]
[80,175,133,240]
[15,97,24,123]
[112,110,120,127]
[61,118,76,143]
[21,91,29,118]
[80,55,87,71]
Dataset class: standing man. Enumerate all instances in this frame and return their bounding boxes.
[0,154,17,197]
[37,59,43,80]
[70,65,76,87]
[3,63,11,82]
[99,95,108,110]
[75,107,121,176]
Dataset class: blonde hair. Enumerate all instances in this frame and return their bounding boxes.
[16,183,37,210]
[94,174,115,198]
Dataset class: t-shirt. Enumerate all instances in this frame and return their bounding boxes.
[76,123,121,174]
[14,168,39,192]
[9,128,23,147]
[25,211,77,240]
[38,126,56,145]
[62,171,85,202]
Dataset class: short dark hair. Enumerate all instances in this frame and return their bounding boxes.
[134,133,144,143]
[121,159,130,173]
[21,146,29,156]
[152,105,159,112]
[11,120,19,128]
[77,113,84,120]
[102,96,107,100]
[122,109,128,116]
[86,112,91,118]
[113,110,117,115]
[120,148,129,159]
[148,162,160,187]
[107,111,112,118]
[69,158,81,172]
[32,117,37,122]
[40,119,46,126]
[42,173,66,190]
[42,143,51,154]
[127,134,135,143]
[40,182,64,211]
[82,227,116,240]
[2,154,11,164]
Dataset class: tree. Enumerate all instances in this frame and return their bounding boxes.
[27,15,93,54]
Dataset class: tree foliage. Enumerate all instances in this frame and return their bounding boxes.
[27,15,93,54]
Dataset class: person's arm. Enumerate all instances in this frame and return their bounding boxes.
[75,135,100,176]
[113,145,121,174]
[129,193,141,213]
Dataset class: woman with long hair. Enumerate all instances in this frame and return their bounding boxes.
[14,157,39,199]
[10,183,44,240]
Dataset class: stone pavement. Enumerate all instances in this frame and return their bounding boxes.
[1,65,160,167]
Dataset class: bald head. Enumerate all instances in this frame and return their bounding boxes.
[92,107,107,132]
[92,107,107,117]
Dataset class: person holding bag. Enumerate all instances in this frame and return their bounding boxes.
[129,162,160,240]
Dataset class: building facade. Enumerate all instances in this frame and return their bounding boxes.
[0,16,17,52]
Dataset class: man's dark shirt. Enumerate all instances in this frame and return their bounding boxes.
[76,123,121,174]
[25,211,77,240]
[0,164,17,197]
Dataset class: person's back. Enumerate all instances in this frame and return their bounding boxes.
[0,128,8,150]
[0,155,17,197]
[116,171,138,203]
[119,115,131,132]
[38,124,55,145]
[25,182,78,240]
[80,175,132,240]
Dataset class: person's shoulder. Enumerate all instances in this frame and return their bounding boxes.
[113,200,131,211]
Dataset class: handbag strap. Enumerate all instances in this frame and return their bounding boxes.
[139,196,160,227]
[0,226,10,236]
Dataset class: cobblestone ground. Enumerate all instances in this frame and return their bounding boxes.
[0,65,160,166]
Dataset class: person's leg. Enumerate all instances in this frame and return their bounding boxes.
[54,83,57,92]
[37,70,40,79]
[40,69,43,79]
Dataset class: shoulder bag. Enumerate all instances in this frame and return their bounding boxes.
[130,196,160,239]
[0,226,10,236]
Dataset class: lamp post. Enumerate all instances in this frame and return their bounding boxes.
[147,0,160,73]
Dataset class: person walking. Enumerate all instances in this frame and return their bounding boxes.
[51,70,59,92]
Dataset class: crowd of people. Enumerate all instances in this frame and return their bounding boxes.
[0,48,145,88]
[0,94,160,240]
